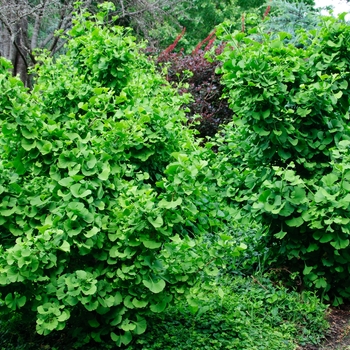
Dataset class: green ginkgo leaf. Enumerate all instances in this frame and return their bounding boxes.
[58,241,70,252]
[111,330,132,346]
[142,240,162,249]
[133,316,147,335]
[285,216,304,227]
[322,173,338,187]
[150,299,167,313]
[21,138,36,150]
[98,163,110,181]
[59,177,75,187]
[331,238,349,249]
[147,215,163,228]
[158,197,182,209]
[120,320,136,331]
[70,183,92,198]
[88,318,100,328]
[132,298,148,308]
[86,154,97,169]
[142,277,165,293]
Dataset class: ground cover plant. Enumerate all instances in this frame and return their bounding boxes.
[214,13,350,304]
[131,276,328,350]
[0,3,244,348]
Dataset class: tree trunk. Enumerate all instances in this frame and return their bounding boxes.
[12,17,29,86]
[0,5,29,86]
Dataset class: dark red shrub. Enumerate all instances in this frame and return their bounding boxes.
[157,32,233,140]
[153,4,273,140]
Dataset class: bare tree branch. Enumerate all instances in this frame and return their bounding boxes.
[0,11,28,66]
[0,0,192,85]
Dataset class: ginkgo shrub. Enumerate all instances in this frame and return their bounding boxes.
[0,3,241,347]
[214,15,350,304]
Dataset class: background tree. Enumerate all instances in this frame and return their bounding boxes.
[0,0,191,86]
[255,0,321,44]
[0,0,322,86]
[109,0,190,45]
[0,0,89,86]
[156,0,240,52]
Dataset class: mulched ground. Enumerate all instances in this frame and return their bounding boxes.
[299,306,350,350]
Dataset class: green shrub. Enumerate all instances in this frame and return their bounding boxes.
[0,3,242,347]
[214,15,350,303]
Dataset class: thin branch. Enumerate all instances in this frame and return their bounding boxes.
[49,38,66,56]
[48,14,73,52]
[0,13,28,67]
[12,38,29,69]
[0,2,45,26]
[119,0,125,17]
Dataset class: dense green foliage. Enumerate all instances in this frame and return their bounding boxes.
[1,1,349,348]
[0,4,244,347]
[215,14,350,304]
[0,275,328,349]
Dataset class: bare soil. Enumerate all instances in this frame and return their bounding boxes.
[299,306,350,350]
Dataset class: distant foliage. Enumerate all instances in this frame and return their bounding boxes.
[261,0,321,44]
[152,0,244,52]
